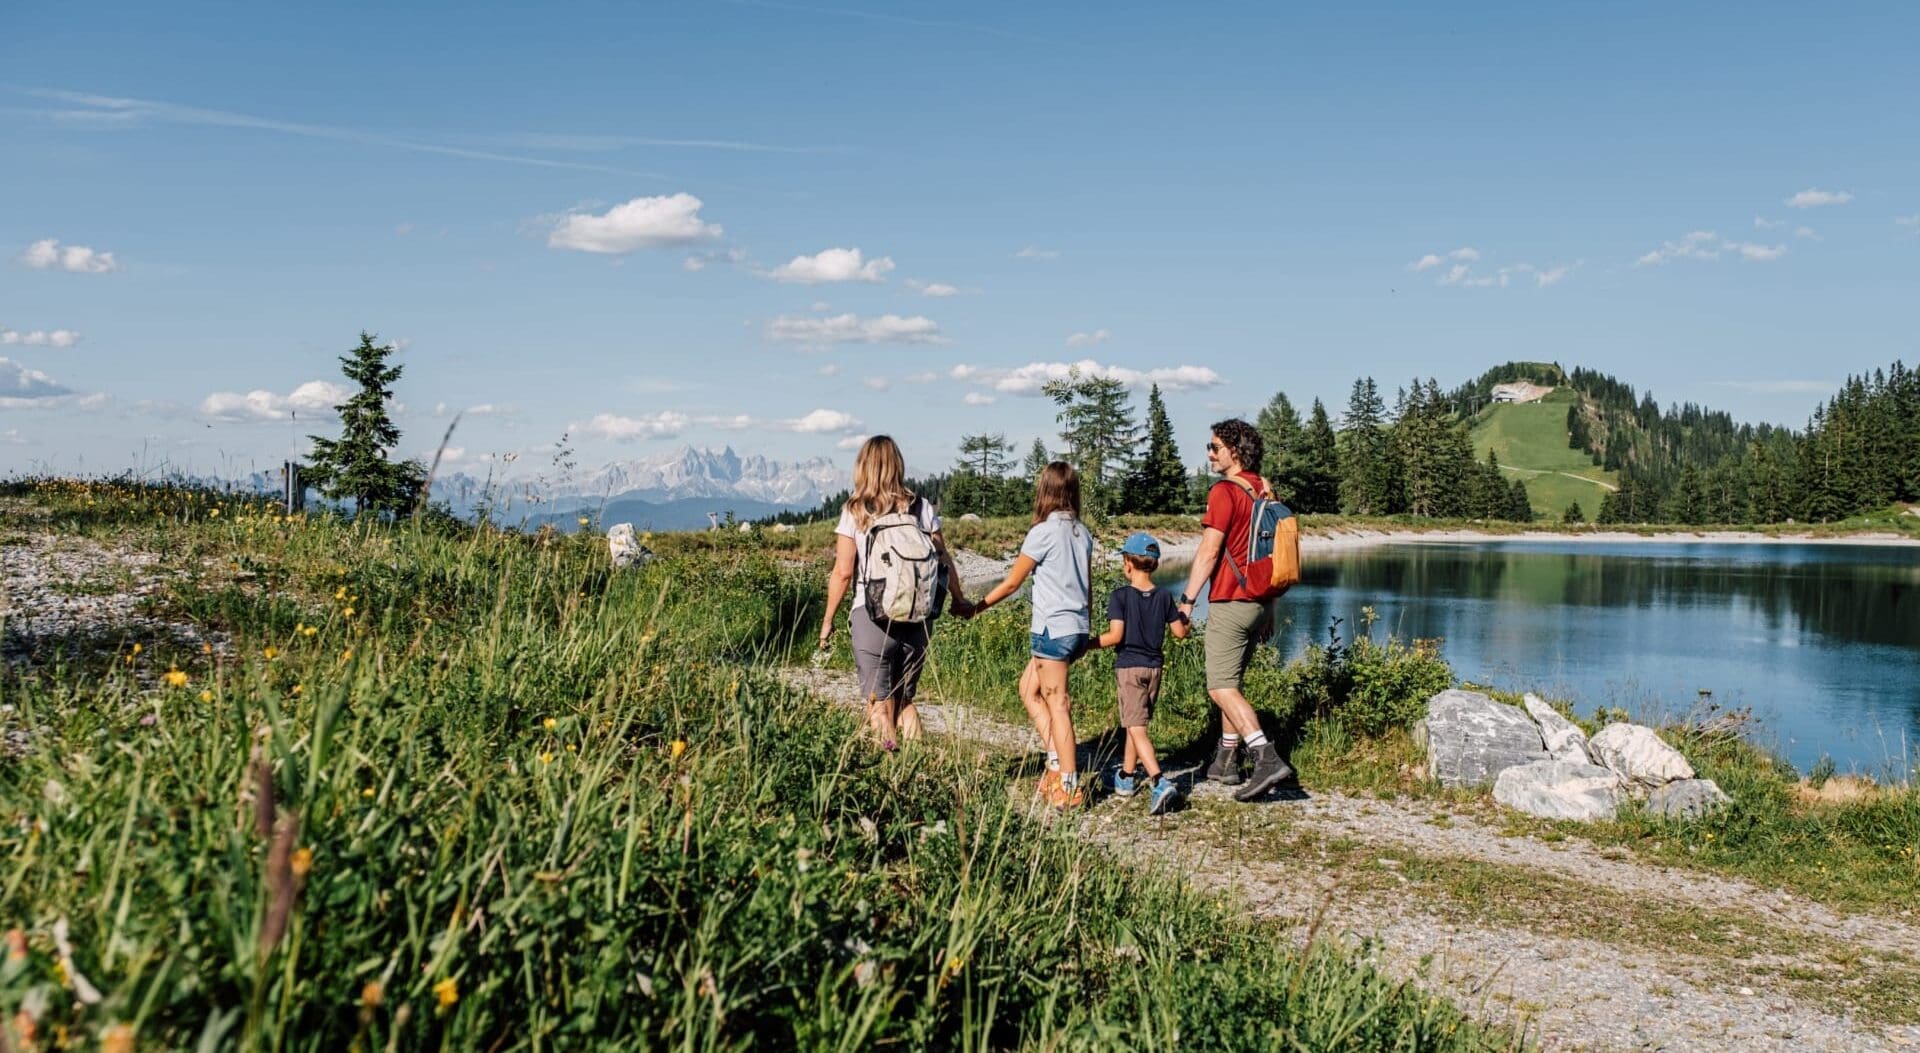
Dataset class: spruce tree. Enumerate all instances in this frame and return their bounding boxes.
[1023,438,1052,480]
[1121,384,1188,513]
[1561,500,1586,525]
[305,331,425,517]
[1256,391,1304,501]
[1338,377,1396,515]
[1292,399,1342,513]
[949,433,1015,517]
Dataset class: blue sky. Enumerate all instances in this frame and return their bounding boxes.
[4,1,1917,480]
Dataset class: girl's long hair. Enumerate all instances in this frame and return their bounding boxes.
[845,435,912,530]
[1031,461,1082,524]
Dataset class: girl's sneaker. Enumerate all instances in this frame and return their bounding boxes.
[1147,777,1181,815]
[1047,779,1087,810]
[1035,768,1062,799]
[1106,767,1140,798]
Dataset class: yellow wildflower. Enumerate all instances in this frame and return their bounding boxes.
[543,717,557,730]
[578,516,591,527]
[101,1023,135,1053]
[335,586,348,600]
[263,647,278,661]
[303,626,317,637]
[199,690,213,703]
[209,508,220,518]
[670,739,687,761]
[539,751,554,764]
[201,643,213,655]
[361,981,383,1008]
[164,669,189,688]
[291,684,303,697]
[343,607,355,618]
[434,976,459,1009]
[291,847,313,878]
[131,643,142,656]
[362,787,375,798]
[340,648,354,662]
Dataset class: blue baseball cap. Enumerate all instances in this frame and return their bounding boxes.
[1120,532,1161,558]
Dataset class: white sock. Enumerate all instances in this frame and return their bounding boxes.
[1245,731,1270,749]
[1219,733,1241,749]
[1046,751,1060,771]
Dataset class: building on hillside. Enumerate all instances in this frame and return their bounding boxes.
[1491,381,1552,404]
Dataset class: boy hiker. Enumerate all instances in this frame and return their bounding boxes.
[1090,532,1190,815]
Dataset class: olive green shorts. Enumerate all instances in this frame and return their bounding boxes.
[1204,600,1272,691]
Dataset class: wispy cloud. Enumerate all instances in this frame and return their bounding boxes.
[1897,215,1920,238]
[0,326,81,348]
[918,359,1222,396]
[1754,216,1784,230]
[1409,247,1479,271]
[1013,245,1059,260]
[906,279,960,297]
[767,247,894,284]
[1785,188,1853,209]
[1636,231,1785,266]
[19,239,118,274]
[548,194,722,254]
[1,356,71,399]
[18,88,669,176]
[1064,328,1111,348]
[765,312,945,345]
[1415,248,1572,288]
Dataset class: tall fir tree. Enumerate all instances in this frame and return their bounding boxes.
[1043,370,1141,514]
[1121,385,1188,513]
[1023,438,1052,480]
[1255,391,1304,501]
[1338,377,1397,515]
[948,432,1016,516]
[956,432,1014,476]
[305,332,424,517]
[1293,398,1343,513]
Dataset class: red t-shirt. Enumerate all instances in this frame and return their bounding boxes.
[1202,473,1268,603]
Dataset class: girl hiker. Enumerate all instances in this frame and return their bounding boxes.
[819,435,971,750]
[973,462,1095,809]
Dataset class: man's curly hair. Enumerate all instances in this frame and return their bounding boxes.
[1210,418,1263,475]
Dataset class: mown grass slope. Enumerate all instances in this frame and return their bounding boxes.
[1468,389,1617,518]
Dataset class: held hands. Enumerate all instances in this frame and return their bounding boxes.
[949,596,979,620]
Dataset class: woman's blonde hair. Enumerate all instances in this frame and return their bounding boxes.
[845,435,913,530]
[1032,461,1081,524]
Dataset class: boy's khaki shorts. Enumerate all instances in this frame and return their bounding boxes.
[1117,667,1163,728]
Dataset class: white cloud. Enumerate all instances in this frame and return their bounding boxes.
[1,356,72,399]
[0,327,81,348]
[1534,265,1572,287]
[1013,245,1059,260]
[862,376,891,391]
[1065,328,1111,348]
[0,428,25,445]
[572,406,861,441]
[837,434,869,450]
[1793,226,1819,240]
[1896,215,1919,237]
[933,359,1223,396]
[199,380,351,421]
[907,279,959,297]
[1754,216,1784,230]
[768,247,894,284]
[429,446,467,464]
[575,411,691,440]
[765,313,946,345]
[817,363,841,376]
[20,239,120,273]
[811,301,832,312]
[963,391,997,406]
[1410,246,1479,271]
[1785,188,1852,209]
[1636,231,1784,266]
[548,193,721,253]
[681,256,707,272]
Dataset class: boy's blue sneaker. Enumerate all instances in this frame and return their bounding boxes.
[1147,777,1181,815]
[1107,768,1140,798]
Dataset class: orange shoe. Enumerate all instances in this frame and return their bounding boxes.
[1047,779,1086,810]
[1035,768,1061,798]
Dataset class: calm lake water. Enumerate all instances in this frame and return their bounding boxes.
[1166,540,1920,775]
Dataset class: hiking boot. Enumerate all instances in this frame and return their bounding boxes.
[1147,777,1181,815]
[1206,742,1244,785]
[1233,743,1295,802]
[1106,767,1140,798]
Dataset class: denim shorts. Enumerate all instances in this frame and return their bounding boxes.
[1030,628,1090,663]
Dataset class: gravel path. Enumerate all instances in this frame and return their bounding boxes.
[784,664,1920,1053]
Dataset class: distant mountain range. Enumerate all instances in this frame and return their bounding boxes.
[428,445,847,531]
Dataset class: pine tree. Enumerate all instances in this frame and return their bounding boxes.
[956,432,1014,476]
[1338,377,1396,515]
[305,332,424,517]
[1561,500,1586,525]
[1044,370,1141,514]
[1256,391,1304,501]
[1508,479,1535,522]
[1023,438,1052,480]
[1293,399,1342,513]
[1121,385,1188,514]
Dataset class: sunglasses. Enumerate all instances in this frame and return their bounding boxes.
[1206,441,1224,453]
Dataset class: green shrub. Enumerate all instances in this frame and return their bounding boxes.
[1278,617,1453,737]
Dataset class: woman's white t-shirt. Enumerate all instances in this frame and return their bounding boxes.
[835,497,942,610]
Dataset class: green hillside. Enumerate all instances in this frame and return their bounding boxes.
[1468,387,1618,518]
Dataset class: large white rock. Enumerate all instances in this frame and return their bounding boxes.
[607,523,651,569]
[1413,689,1549,788]
[1589,723,1695,788]
[1648,778,1731,820]
[1494,760,1629,821]
[1523,693,1595,765]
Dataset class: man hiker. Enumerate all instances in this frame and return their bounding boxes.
[1175,418,1296,801]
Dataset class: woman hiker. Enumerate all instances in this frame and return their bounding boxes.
[819,435,971,749]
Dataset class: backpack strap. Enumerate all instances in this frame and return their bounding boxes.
[1211,475,1267,593]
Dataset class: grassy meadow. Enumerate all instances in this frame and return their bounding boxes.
[0,480,1517,1052]
[1465,390,1618,519]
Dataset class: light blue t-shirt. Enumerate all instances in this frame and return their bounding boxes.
[1019,512,1093,638]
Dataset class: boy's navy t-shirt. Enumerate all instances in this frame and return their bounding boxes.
[1105,585,1182,670]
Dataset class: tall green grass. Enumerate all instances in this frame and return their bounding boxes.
[0,481,1515,1051]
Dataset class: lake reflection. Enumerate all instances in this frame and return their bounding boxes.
[1163,541,1920,774]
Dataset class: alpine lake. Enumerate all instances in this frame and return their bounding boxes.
[1160,539,1920,776]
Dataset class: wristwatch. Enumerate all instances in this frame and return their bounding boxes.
[1178,592,1196,606]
